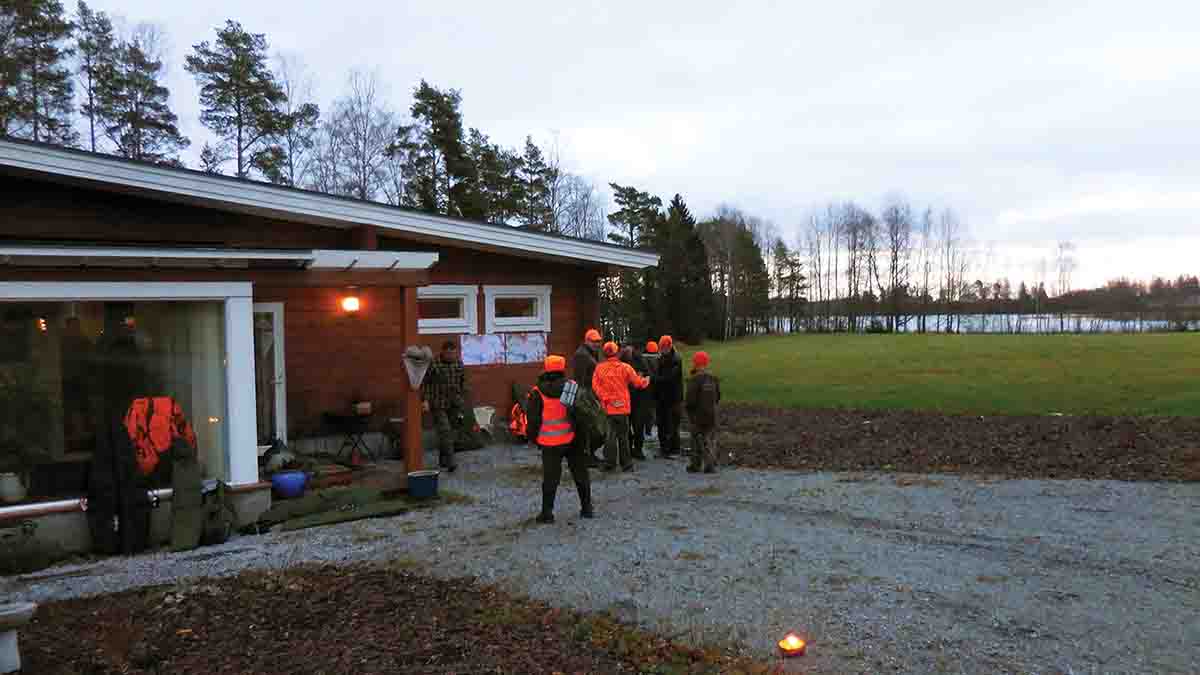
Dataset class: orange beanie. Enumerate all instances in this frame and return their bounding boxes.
[692,351,710,369]
[544,355,567,373]
[659,335,674,350]
[584,328,602,342]
[645,340,659,354]
[602,341,619,357]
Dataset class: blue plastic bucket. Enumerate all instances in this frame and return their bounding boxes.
[271,470,308,499]
[407,469,440,499]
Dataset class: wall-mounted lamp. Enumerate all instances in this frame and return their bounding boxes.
[341,295,362,313]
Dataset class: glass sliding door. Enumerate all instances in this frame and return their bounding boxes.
[252,303,287,446]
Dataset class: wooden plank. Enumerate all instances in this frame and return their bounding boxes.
[403,286,423,472]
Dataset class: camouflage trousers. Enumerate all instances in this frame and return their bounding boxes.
[688,428,718,472]
[432,406,462,469]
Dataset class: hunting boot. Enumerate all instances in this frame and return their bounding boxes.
[537,487,555,524]
[576,475,594,519]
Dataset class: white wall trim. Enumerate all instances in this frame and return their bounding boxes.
[0,281,253,300]
[416,284,478,335]
[483,284,552,333]
[253,302,287,446]
[0,139,659,270]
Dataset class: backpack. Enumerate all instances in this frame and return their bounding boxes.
[200,480,238,546]
[562,380,608,447]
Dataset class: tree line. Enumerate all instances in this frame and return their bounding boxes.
[2,2,1193,342]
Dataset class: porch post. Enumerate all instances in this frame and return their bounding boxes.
[224,296,260,485]
[403,285,424,471]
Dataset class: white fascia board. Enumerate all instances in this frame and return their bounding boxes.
[0,141,661,270]
[0,244,313,264]
[0,281,253,301]
[309,250,439,270]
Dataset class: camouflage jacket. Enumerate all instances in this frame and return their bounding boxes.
[423,357,467,410]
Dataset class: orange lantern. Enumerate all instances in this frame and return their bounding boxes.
[777,632,806,657]
[341,295,361,313]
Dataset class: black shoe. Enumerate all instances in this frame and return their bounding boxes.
[580,508,595,519]
[536,512,555,524]
[445,465,457,474]
[703,467,717,474]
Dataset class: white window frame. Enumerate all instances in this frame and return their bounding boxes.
[417,285,478,335]
[483,284,552,333]
[0,281,259,486]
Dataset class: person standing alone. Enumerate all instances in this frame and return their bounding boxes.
[592,341,649,471]
[654,335,684,458]
[685,351,721,473]
[422,340,467,473]
[528,355,593,523]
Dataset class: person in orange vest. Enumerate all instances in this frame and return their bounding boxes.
[592,341,650,472]
[527,355,593,523]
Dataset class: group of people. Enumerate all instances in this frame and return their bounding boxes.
[419,330,722,524]
[529,328,721,523]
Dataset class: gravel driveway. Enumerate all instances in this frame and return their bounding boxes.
[5,443,1198,674]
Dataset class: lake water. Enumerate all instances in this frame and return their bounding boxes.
[775,314,1199,334]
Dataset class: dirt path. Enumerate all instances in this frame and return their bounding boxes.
[6,445,1199,673]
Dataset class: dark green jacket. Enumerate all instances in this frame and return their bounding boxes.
[685,370,721,431]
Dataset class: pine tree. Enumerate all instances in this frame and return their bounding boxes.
[198,141,227,174]
[98,33,188,163]
[2,0,76,144]
[464,128,520,224]
[185,20,285,177]
[659,194,714,343]
[73,1,113,151]
[517,136,553,230]
[394,80,474,217]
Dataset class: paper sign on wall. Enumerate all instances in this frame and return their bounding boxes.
[459,334,504,366]
[503,332,547,364]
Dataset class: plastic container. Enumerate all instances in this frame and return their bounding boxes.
[407,469,440,499]
[271,470,308,499]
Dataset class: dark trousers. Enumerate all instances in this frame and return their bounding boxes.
[630,401,651,458]
[541,442,592,516]
[604,414,633,470]
[656,399,681,455]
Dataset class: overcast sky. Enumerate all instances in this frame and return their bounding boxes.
[90,0,1200,289]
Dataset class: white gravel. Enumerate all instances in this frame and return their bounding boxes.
[4,441,1198,674]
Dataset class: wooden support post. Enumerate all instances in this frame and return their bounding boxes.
[403,285,423,472]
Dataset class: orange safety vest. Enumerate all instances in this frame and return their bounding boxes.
[535,389,576,447]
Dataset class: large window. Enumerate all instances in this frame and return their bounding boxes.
[417,285,478,335]
[484,285,552,333]
[0,301,228,504]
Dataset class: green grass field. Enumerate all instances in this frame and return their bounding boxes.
[686,333,1199,417]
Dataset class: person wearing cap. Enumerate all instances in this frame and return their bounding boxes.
[573,328,605,466]
[626,343,655,460]
[654,335,684,458]
[641,340,661,441]
[527,355,593,523]
[685,351,722,473]
[592,341,650,471]
[422,340,468,472]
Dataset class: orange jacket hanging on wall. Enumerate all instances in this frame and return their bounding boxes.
[124,397,198,476]
[591,356,650,416]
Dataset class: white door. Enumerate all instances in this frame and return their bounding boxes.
[252,302,287,445]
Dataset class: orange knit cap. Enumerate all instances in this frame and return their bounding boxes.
[544,355,567,373]
[645,340,659,353]
[584,328,602,342]
[659,335,674,350]
[602,341,619,357]
[692,351,710,369]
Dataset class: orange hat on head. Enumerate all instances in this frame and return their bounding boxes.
[544,355,567,373]
[659,335,674,350]
[585,328,602,342]
[692,351,710,369]
[602,341,619,357]
[645,340,659,354]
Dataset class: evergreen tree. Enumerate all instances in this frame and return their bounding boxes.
[98,33,188,163]
[73,0,113,151]
[185,20,285,177]
[607,183,661,248]
[394,80,474,217]
[659,194,714,343]
[517,136,553,229]
[1,0,76,144]
[198,141,227,173]
[464,128,520,224]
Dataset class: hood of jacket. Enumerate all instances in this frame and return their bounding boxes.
[537,371,568,398]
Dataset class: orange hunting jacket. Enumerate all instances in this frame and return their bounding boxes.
[591,357,650,416]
